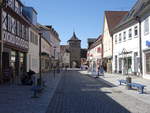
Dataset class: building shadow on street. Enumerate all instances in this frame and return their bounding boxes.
[46,70,131,113]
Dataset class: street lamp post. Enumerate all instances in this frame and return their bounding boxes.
[122,48,132,89]
[57,52,60,73]
[53,46,56,78]
[122,48,128,75]
[39,32,42,86]
[135,16,143,75]
[0,0,5,83]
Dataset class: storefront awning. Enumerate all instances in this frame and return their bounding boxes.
[143,48,150,53]
[119,51,132,56]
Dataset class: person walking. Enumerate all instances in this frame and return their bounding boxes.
[99,65,105,77]
[9,66,14,84]
[96,66,100,78]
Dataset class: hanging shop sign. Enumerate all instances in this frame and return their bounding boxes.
[146,41,150,47]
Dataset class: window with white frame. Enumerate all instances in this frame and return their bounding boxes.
[25,27,28,41]
[128,28,132,39]
[119,33,122,43]
[146,53,150,74]
[8,15,12,32]
[17,21,20,36]
[144,18,149,35]
[123,31,126,41]
[30,31,38,45]
[35,34,38,45]
[115,35,117,44]
[19,23,22,37]
[22,25,24,38]
[134,26,138,37]
[30,31,34,43]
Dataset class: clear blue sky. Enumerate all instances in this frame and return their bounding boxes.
[21,0,137,48]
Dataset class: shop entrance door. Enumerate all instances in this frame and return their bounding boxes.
[128,57,132,74]
[119,58,122,73]
[10,51,16,79]
[2,52,9,70]
[2,52,10,81]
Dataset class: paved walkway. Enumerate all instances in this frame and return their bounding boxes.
[46,71,130,113]
[80,70,150,105]
[46,70,150,113]
[0,71,63,113]
[1,70,150,113]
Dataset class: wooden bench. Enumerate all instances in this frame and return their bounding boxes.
[127,83,146,94]
[118,79,127,85]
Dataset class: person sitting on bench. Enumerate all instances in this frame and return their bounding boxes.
[21,70,35,85]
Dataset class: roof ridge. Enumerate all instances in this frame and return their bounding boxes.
[105,10,128,12]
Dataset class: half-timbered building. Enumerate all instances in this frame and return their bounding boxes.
[2,0,30,82]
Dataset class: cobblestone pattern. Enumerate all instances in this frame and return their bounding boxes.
[80,70,150,106]
[0,71,62,113]
[46,71,131,113]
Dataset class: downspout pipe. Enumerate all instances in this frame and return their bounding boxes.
[135,16,143,75]
[39,33,42,86]
[0,5,3,83]
[111,34,113,73]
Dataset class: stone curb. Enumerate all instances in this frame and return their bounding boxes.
[44,71,64,113]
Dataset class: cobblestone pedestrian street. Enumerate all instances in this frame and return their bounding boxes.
[46,71,150,113]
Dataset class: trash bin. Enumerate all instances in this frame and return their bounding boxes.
[126,77,132,89]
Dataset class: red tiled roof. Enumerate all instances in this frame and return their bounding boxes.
[105,11,128,34]
[89,35,103,50]
[60,45,69,53]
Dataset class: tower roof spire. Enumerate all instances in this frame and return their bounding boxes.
[73,32,77,38]
[68,32,80,41]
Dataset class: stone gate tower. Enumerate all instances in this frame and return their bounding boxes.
[68,32,81,68]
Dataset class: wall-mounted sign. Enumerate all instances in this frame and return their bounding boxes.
[146,41,150,47]
[3,30,29,49]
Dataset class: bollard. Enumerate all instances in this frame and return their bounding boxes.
[126,77,132,89]
[31,76,39,98]
[31,86,39,98]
